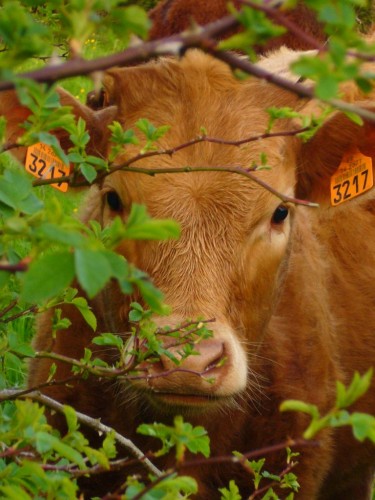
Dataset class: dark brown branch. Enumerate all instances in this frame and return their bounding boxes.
[2,376,78,400]
[1,305,37,323]
[42,457,133,478]
[0,262,28,273]
[0,15,240,92]
[206,48,375,124]
[114,127,313,170]
[239,0,325,51]
[0,299,18,318]
[116,165,319,208]
[178,438,318,471]
[31,127,319,207]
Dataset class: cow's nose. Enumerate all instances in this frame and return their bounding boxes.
[158,339,225,374]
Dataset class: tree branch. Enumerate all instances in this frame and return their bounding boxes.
[0,15,240,92]
[0,389,163,477]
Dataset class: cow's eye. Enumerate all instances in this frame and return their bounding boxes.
[271,205,289,225]
[106,191,122,212]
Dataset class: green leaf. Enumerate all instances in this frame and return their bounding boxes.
[80,163,97,183]
[21,251,75,303]
[315,75,339,100]
[63,405,79,433]
[343,111,364,127]
[125,203,180,240]
[350,412,375,442]
[75,248,112,298]
[0,169,43,215]
[219,480,242,500]
[92,333,123,349]
[129,309,143,322]
[335,370,373,408]
[71,296,97,331]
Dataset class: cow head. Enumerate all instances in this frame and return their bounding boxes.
[2,49,374,414]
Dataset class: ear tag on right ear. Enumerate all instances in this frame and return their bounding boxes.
[330,147,373,206]
[25,142,70,192]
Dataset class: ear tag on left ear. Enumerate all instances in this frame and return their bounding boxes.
[330,147,373,206]
[25,142,70,192]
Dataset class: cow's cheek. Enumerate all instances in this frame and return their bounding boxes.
[232,222,292,346]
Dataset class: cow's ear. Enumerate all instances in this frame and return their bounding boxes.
[296,102,375,205]
[0,87,117,163]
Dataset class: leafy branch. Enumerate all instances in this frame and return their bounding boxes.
[0,389,163,477]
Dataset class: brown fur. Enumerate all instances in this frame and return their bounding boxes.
[2,49,375,498]
[148,0,327,52]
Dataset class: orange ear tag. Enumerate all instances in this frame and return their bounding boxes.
[25,142,70,192]
[330,147,373,206]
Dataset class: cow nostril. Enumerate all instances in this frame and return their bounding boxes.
[206,353,227,372]
[159,340,226,374]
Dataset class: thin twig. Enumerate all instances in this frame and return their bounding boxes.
[1,376,78,400]
[0,262,28,273]
[1,305,37,323]
[177,438,318,471]
[0,299,18,319]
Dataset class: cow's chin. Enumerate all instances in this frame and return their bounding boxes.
[142,388,239,416]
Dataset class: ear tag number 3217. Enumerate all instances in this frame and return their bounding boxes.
[25,142,70,192]
[330,148,373,206]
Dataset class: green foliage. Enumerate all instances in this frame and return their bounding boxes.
[124,474,198,499]
[0,400,116,498]
[137,415,210,462]
[219,5,285,58]
[281,370,375,442]
[219,480,242,500]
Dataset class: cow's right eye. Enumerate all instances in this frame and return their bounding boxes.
[106,191,122,212]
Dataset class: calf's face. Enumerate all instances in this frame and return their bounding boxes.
[87,52,299,410]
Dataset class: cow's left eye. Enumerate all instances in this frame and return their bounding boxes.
[271,205,289,225]
[106,191,122,212]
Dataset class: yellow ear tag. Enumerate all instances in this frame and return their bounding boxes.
[25,142,70,192]
[330,147,373,206]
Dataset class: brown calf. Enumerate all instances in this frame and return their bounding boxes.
[2,48,375,498]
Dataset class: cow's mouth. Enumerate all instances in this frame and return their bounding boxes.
[145,389,231,413]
